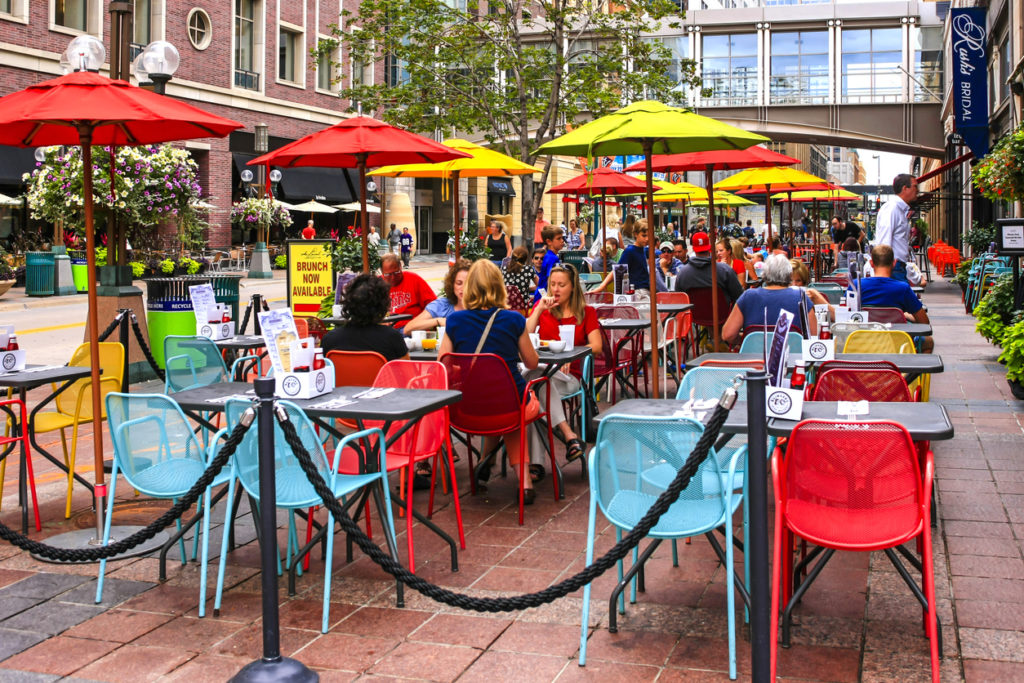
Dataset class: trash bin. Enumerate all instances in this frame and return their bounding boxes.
[70,257,89,293]
[182,274,243,321]
[145,277,211,368]
[25,251,55,297]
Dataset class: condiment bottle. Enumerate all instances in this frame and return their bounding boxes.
[818,321,831,341]
[7,335,19,351]
[791,360,806,389]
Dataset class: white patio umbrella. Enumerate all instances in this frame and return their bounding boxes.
[336,201,380,213]
[288,199,337,213]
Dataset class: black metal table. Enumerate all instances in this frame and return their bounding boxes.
[691,352,944,376]
[0,365,95,532]
[322,313,413,327]
[214,335,267,352]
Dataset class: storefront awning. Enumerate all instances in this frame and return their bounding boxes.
[487,178,516,197]
[0,145,38,186]
[232,153,359,204]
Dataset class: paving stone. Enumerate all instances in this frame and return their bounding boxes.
[0,628,48,660]
[1,601,105,636]
[0,572,90,600]
[61,578,154,607]
[0,596,41,622]
[0,671,60,683]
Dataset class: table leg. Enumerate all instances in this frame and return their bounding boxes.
[18,388,27,533]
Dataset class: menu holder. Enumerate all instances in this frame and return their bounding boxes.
[0,350,28,374]
[613,293,635,304]
[801,338,835,363]
[275,367,334,400]
[765,386,803,420]
[191,283,234,340]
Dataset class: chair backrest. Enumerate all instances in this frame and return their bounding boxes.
[58,342,126,418]
[164,335,228,393]
[591,415,729,527]
[812,283,843,304]
[811,367,912,402]
[225,398,331,507]
[676,366,749,402]
[685,287,733,328]
[738,330,803,355]
[506,284,527,314]
[105,392,205,496]
[296,316,329,345]
[832,321,887,349]
[818,359,900,373]
[594,304,640,319]
[294,318,310,339]
[842,329,916,354]
[778,419,924,547]
[656,291,690,305]
[584,291,613,305]
[862,306,907,324]
[699,358,765,370]
[372,360,448,457]
[439,353,521,435]
[325,350,387,388]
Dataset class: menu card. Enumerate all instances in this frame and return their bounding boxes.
[258,308,300,374]
[766,309,794,388]
[189,283,217,323]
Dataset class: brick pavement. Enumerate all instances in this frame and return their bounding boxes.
[0,276,1020,681]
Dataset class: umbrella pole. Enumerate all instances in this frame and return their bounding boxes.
[813,199,820,280]
[787,191,793,254]
[358,154,369,273]
[643,144,659,398]
[79,125,106,540]
[601,191,607,280]
[765,185,772,246]
[453,171,461,262]
[706,165,720,351]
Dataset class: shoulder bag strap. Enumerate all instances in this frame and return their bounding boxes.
[474,309,502,355]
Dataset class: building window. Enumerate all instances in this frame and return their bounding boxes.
[234,0,259,89]
[278,27,301,84]
[769,30,828,104]
[701,33,757,106]
[54,0,90,32]
[386,36,411,88]
[188,8,211,50]
[841,27,902,104]
[998,36,1010,105]
[912,26,941,103]
[0,0,12,15]
[316,39,337,91]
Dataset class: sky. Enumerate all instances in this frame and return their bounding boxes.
[855,149,915,186]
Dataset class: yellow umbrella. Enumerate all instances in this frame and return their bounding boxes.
[652,181,708,201]
[770,188,859,202]
[690,190,756,206]
[372,138,541,260]
[715,166,833,243]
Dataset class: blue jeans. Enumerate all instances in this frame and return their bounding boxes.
[891,260,908,283]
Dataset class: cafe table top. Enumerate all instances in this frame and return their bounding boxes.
[172,382,461,423]
[604,398,953,442]
[0,364,93,389]
[634,302,694,315]
[884,322,932,337]
[598,318,651,331]
[690,352,944,374]
[214,335,267,351]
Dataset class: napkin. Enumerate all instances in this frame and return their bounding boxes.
[353,387,396,399]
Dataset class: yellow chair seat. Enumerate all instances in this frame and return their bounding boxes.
[33,411,79,434]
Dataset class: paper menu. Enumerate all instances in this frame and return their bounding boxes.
[766,309,794,388]
[258,309,300,374]
[189,284,217,323]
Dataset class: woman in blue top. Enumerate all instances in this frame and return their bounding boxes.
[438,260,541,502]
[722,254,817,345]
[404,259,470,334]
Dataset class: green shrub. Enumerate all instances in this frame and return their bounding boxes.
[178,258,201,275]
[973,273,1018,345]
[998,321,1024,383]
[963,222,996,256]
[129,261,145,278]
[274,254,287,269]
[159,259,175,274]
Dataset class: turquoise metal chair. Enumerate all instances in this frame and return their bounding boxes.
[163,335,260,393]
[811,282,844,304]
[97,393,229,617]
[579,415,743,678]
[213,398,398,632]
[738,330,804,356]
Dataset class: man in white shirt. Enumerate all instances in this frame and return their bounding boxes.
[874,173,918,283]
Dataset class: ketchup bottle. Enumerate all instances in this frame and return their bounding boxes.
[791,360,806,389]
[818,321,831,341]
[7,335,19,351]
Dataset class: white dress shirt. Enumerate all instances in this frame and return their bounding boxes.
[875,195,911,263]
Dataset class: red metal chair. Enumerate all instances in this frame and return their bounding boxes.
[594,305,644,401]
[440,353,557,525]
[0,398,40,532]
[295,316,328,345]
[584,291,613,305]
[862,306,909,324]
[685,287,733,352]
[335,360,464,572]
[810,366,914,402]
[699,358,765,371]
[771,419,939,683]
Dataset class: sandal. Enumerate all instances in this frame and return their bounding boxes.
[565,438,585,463]
[529,464,546,484]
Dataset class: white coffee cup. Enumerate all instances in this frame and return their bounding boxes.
[332,304,342,317]
[411,330,427,344]
[559,324,575,351]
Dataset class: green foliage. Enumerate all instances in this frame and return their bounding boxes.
[332,232,381,273]
[178,258,201,275]
[95,246,107,265]
[998,321,1024,383]
[963,222,996,256]
[129,261,145,279]
[973,274,1017,345]
[952,259,973,287]
[324,0,699,234]
[159,259,175,275]
[972,122,1024,203]
[447,228,491,263]
[0,247,14,281]
[274,254,288,269]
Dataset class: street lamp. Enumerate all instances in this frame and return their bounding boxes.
[63,35,106,73]
[135,40,179,95]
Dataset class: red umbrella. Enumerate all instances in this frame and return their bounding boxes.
[249,117,470,272]
[626,146,802,349]
[0,70,242,536]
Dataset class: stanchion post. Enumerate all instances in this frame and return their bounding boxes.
[117,308,130,392]
[745,370,771,682]
[253,294,264,336]
[231,377,317,683]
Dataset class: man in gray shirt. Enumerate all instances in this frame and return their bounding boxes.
[673,231,743,302]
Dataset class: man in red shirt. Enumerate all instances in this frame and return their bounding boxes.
[533,207,551,249]
[380,253,436,329]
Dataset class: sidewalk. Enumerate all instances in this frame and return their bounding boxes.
[0,276,1019,682]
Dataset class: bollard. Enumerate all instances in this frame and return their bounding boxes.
[231,378,318,683]
[745,371,771,682]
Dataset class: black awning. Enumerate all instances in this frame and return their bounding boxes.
[0,145,38,187]
[487,178,516,197]
[232,152,257,176]
[277,166,358,204]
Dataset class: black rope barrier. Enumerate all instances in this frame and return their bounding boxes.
[238,300,252,336]
[276,388,737,612]
[96,312,125,343]
[128,313,166,382]
[0,414,254,562]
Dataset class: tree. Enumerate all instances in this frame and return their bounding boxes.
[322,0,702,241]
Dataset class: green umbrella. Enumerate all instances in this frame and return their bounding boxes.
[536,101,768,391]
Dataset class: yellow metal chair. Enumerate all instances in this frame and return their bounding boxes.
[34,342,125,518]
[842,330,929,400]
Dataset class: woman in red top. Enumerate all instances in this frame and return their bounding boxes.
[525,263,602,466]
[717,237,747,289]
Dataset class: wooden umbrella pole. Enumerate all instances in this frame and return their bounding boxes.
[787,191,794,253]
[78,124,106,538]
[706,165,720,351]
[813,198,820,280]
[358,153,369,273]
[453,171,461,262]
[643,143,660,398]
[765,184,773,245]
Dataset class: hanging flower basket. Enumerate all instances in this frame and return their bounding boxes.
[972,123,1024,203]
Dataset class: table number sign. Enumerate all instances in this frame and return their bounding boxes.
[801,338,835,362]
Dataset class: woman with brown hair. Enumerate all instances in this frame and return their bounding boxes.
[405,259,470,333]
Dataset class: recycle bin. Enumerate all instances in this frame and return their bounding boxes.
[145,277,211,368]
[25,251,55,297]
[71,257,89,293]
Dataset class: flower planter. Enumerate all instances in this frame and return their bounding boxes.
[1009,379,1024,401]
[0,279,15,298]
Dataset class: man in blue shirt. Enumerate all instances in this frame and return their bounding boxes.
[855,244,932,352]
[595,219,666,295]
